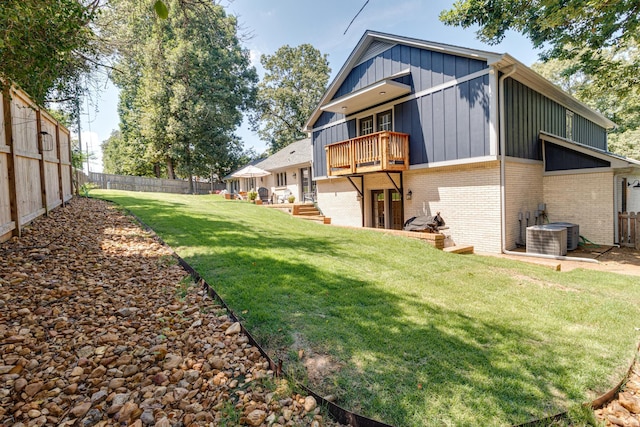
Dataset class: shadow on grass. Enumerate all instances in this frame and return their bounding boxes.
[97,193,605,426]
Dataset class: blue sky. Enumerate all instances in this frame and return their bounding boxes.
[80,0,542,172]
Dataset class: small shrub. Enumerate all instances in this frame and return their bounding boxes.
[287,195,295,203]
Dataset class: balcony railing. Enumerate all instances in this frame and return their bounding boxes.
[325,131,409,176]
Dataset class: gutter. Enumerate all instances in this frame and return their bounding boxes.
[497,65,598,264]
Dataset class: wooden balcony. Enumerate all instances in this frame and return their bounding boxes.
[325,131,409,176]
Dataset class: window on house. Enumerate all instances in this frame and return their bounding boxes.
[377,110,392,131]
[359,110,393,136]
[276,172,287,187]
[360,116,374,135]
[566,110,574,140]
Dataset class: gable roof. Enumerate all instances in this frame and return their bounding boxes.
[304,30,615,132]
[223,138,312,181]
[256,138,311,171]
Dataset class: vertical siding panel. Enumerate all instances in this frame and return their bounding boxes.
[468,76,486,157]
[433,91,445,162]
[374,55,383,82]
[457,82,471,159]
[456,57,470,80]
[365,58,375,86]
[483,74,491,155]
[420,50,432,91]
[383,48,392,79]
[423,95,434,163]
[444,87,457,161]
[432,52,444,86]
[443,54,455,82]
[401,45,410,71]
[415,99,426,164]
[411,47,421,91]
[391,45,401,75]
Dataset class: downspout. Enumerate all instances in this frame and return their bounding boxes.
[497,65,598,263]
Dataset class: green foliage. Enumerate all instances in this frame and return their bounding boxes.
[94,190,640,426]
[79,182,98,197]
[101,130,158,176]
[609,129,640,161]
[103,0,257,184]
[250,44,330,153]
[0,0,101,110]
[153,0,168,19]
[440,1,640,105]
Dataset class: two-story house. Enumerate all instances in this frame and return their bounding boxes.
[304,31,640,253]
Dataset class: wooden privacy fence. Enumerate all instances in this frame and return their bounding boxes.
[618,212,640,249]
[1,84,73,243]
[90,172,225,194]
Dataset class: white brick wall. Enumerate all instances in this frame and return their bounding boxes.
[316,161,618,252]
[316,178,362,227]
[404,162,502,253]
[543,171,614,245]
[504,161,544,250]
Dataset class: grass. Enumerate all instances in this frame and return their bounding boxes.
[93,190,640,427]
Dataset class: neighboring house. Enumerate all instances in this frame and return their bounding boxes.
[224,138,313,203]
[303,30,640,253]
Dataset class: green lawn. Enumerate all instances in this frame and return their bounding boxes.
[93,190,640,426]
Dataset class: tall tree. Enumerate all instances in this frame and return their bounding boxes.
[250,44,330,153]
[440,1,640,102]
[103,0,257,187]
[0,0,101,111]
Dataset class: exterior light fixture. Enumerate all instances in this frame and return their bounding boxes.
[292,172,297,179]
[406,190,412,200]
[341,106,348,110]
[379,91,386,95]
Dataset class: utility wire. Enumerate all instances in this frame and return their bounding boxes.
[344,0,369,35]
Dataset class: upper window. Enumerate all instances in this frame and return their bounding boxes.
[566,110,574,140]
[360,116,374,135]
[359,110,393,136]
[377,110,392,131]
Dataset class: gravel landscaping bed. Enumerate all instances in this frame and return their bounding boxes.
[0,198,339,427]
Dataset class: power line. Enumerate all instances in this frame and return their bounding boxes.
[344,0,369,35]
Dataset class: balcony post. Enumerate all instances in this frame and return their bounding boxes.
[381,132,388,168]
[403,133,409,165]
[325,146,331,177]
[350,139,356,174]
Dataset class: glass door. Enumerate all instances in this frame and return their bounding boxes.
[372,190,385,228]
[389,190,403,230]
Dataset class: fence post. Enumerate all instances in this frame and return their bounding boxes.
[619,212,629,246]
[633,212,640,250]
[55,123,64,206]
[3,86,21,237]
[35,109,49,215]
[630,212,637,249]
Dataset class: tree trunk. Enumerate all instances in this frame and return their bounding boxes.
[166,158,175,180]
[188,174,194,194]
[154,164,162,178]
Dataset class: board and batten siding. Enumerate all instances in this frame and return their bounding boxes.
[335,44,487,97]
[313,120,355,178]
[395,74,490,165]
[312,44,490,177]
[504,78,607,161]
